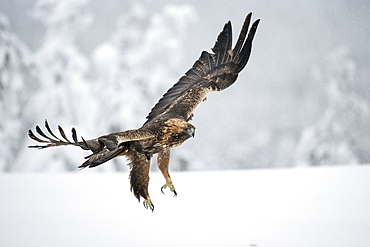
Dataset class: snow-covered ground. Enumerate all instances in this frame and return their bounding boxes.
[1,166,370,247]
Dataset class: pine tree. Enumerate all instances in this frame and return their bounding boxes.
[11,1,197,172]
[22,0,94,171]
[0,13,35,171]
[295,46,370,166]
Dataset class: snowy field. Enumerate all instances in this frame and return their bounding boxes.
[1,166,370,247]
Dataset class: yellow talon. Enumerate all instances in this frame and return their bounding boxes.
[161,183,177,197]
[143,198,154,212]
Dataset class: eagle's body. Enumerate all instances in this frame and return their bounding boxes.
[29,13,260,211]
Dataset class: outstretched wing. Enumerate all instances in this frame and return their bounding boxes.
[29,120,155,168]
[28,120,102,152]
[29,120,155,152]
[144,13,260,125]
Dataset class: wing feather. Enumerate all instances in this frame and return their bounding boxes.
[77,129,156,169]
[186,67,203,78]
[199,51,214,72]
[45,120,63,142]
[78,145,127,169]
[212,21,232,65]
[28,120,92,150]
[58,125,70,143]
[232,13,252,59]
[98,129,155,151]
[144,13,260,125]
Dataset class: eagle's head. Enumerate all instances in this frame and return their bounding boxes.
[172,123,195,146]
[183,123,196,139]
[162,119,196,148]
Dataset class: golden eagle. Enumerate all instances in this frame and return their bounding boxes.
[28,13,260,211]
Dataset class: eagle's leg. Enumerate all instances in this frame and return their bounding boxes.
[128,151,154,211]
[157,149,177,196]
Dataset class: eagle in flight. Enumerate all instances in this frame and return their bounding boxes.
[29,13,260,211]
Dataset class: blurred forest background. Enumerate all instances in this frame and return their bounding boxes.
[0,0,369,172]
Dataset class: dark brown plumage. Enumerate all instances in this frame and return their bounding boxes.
[28,13,260,211]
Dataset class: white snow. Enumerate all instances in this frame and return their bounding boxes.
[1,166,370,247]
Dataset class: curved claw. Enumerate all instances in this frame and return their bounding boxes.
[143,198,154,212]
[161,183,177,197]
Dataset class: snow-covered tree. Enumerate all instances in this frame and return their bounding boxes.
[295,46,370,166]
[0,13,35,171]
[20,0,95,171]
[13,1,197,172]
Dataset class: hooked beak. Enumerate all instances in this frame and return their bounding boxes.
[186,128,195,138]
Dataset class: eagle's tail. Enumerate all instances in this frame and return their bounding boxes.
[28,120,104,154]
